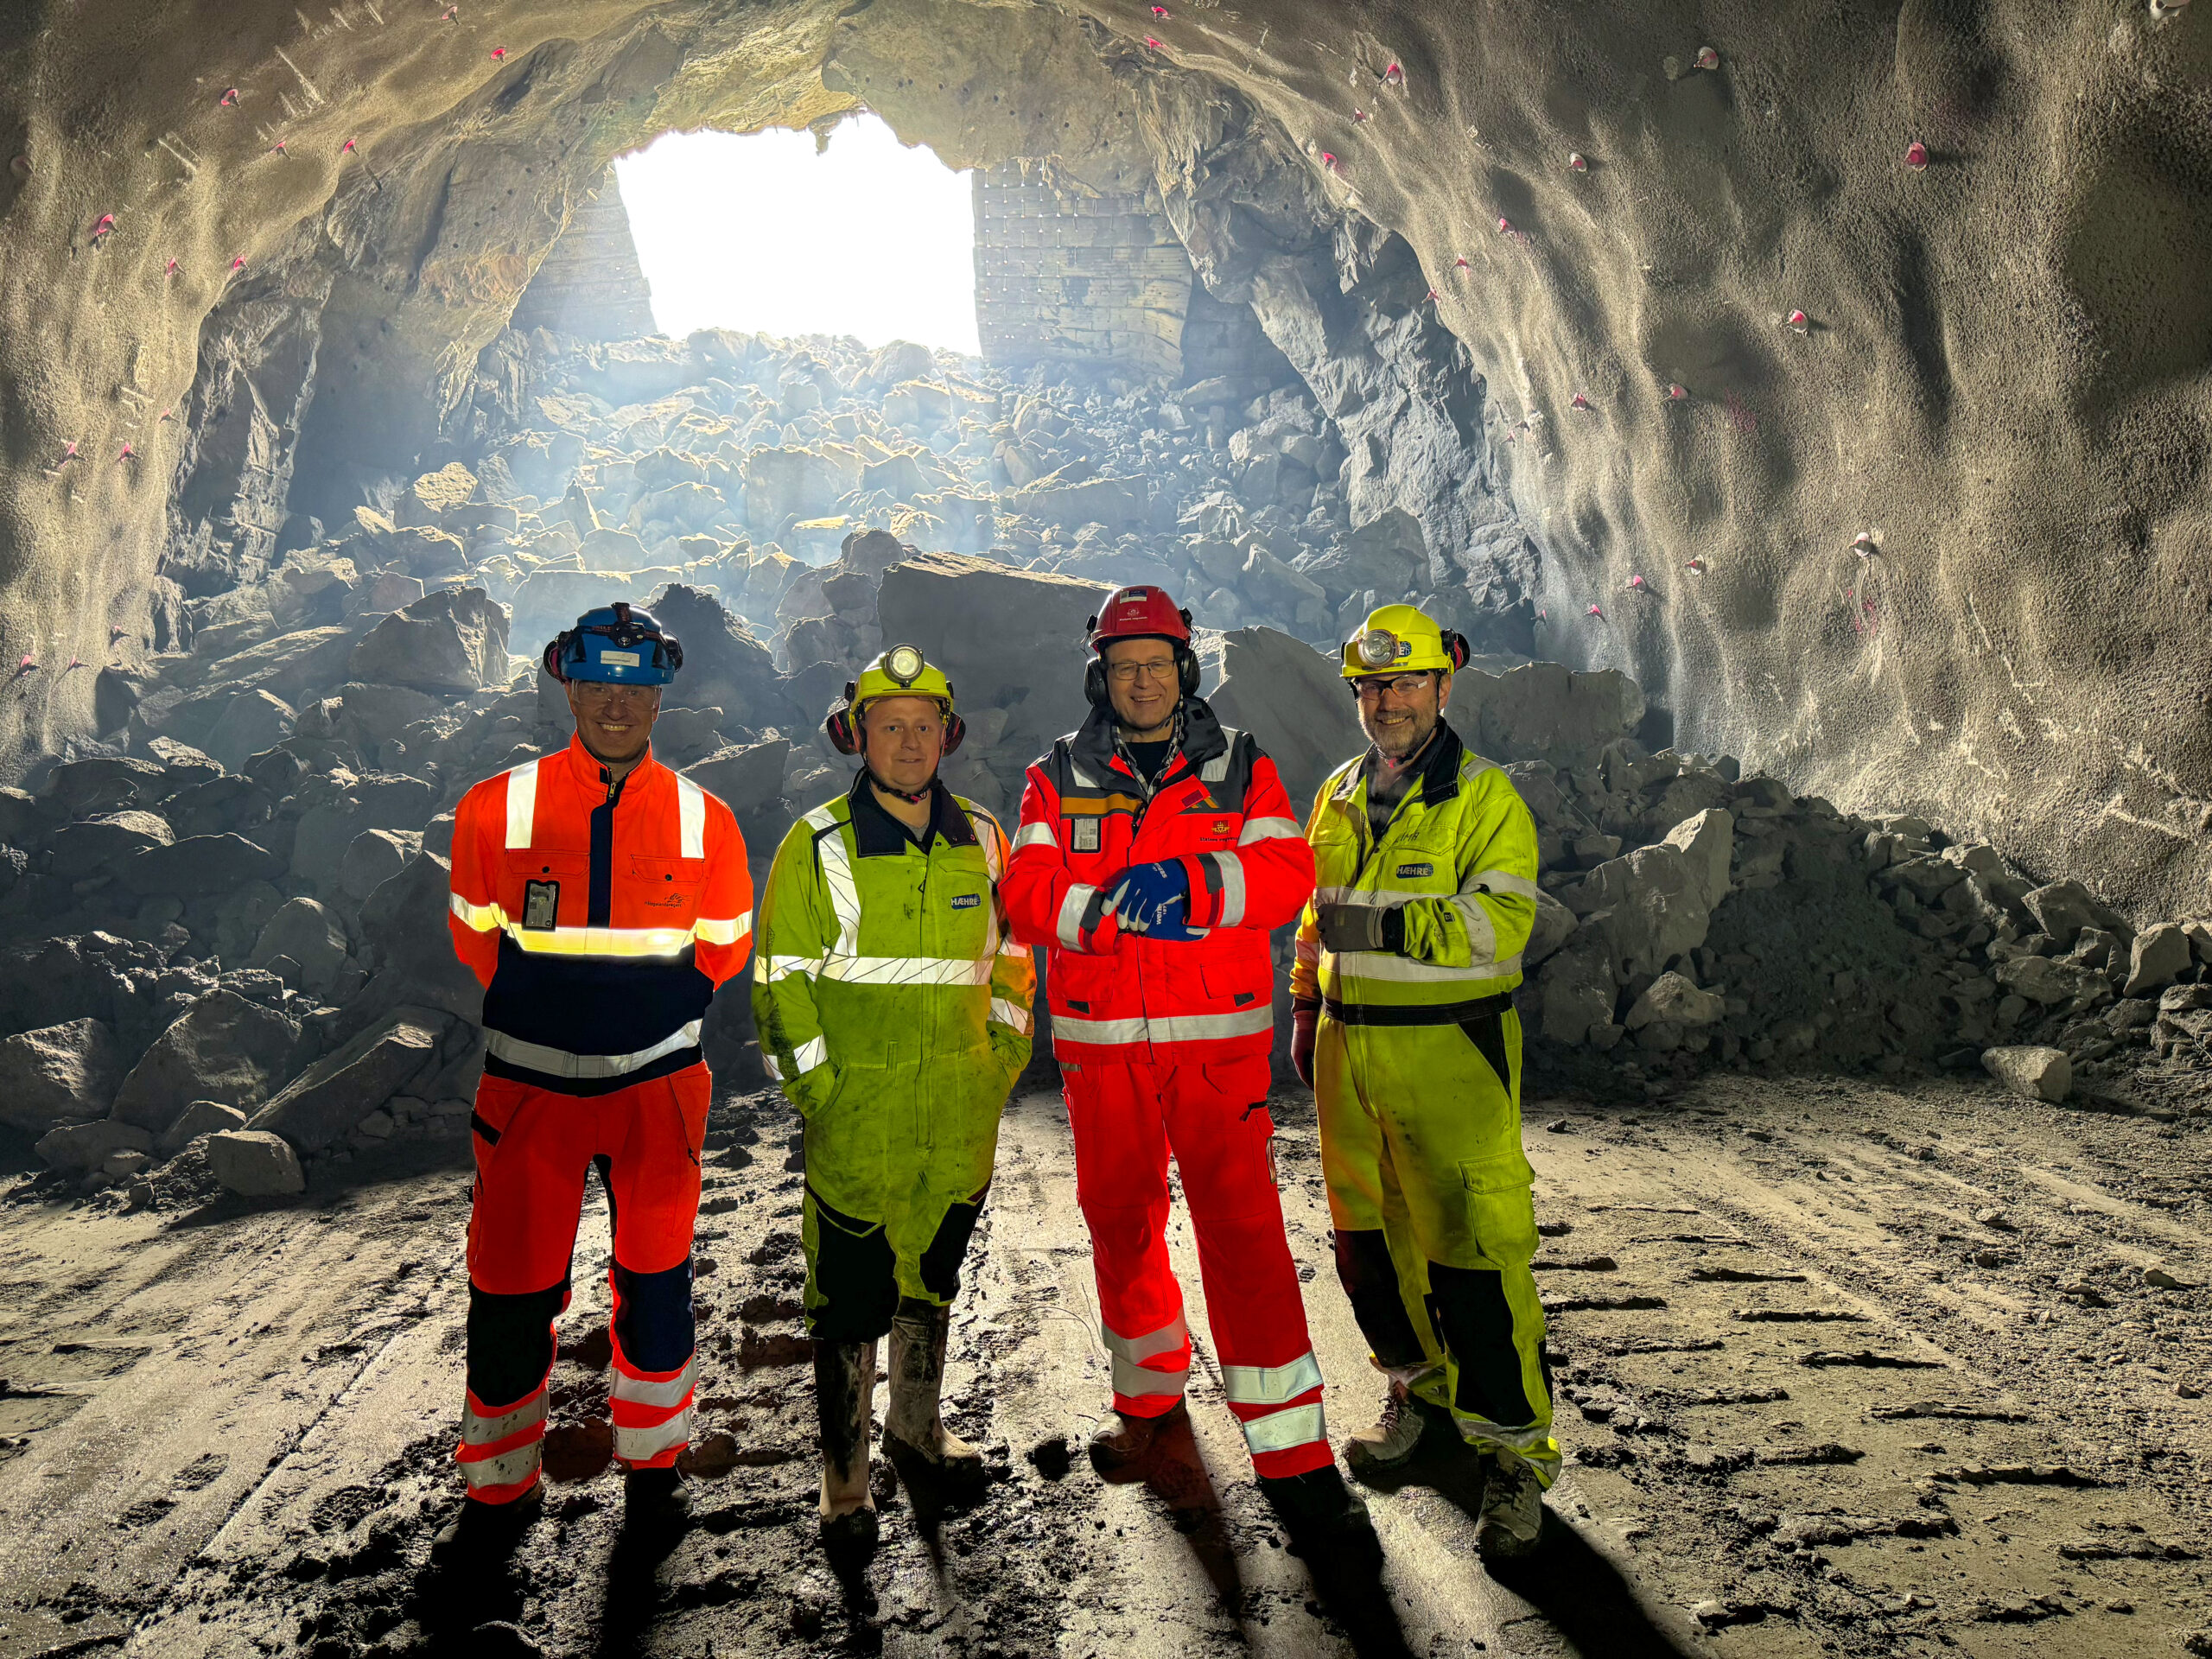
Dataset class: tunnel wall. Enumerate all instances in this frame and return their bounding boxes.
[0,0,2208,921]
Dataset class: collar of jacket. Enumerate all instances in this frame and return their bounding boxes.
[1348,721,1466,812]
[844,766,977,857]
[1071,694,1227,783]
[563,730,667,795]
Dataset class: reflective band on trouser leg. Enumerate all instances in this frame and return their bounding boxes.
[611,1355,696,1467]
[1238,1401,1327,1458]
[457,1389,548,1503]
[1452,1414,1562,1489]
[1221,1351,1324,1407]
[1100,1312,1192,1413]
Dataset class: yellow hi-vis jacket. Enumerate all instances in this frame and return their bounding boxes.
[1292,725,1540,1014]
[751,773,1033,1222]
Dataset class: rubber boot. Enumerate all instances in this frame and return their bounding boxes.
[1087,1397,1189,1481]
[623,1464,694,1532]
[1257,1462,1379,1560]
[815,1338,879,1550]
[1476,1447,1547,1559]
[880,1297,986,1500]
[429,1482,542,1570]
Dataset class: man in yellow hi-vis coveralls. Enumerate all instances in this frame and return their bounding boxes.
[1288,603,1556,1558]
[753,645,1033,1551]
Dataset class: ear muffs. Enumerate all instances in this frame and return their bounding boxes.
[543,631,575,682]
[1441,630,1471,671]
[1085,643,1200,707]
[942,711,966,754]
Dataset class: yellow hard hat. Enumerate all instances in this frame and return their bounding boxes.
[827,645,963,754]
[1339,603,1470,679]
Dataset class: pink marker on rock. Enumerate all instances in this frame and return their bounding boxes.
[1904,141,1929,171]
[1785,308,1809,332]
[1667,383,1688,401]
[1586,604,1605,619]
[1568,152,1587,172]
[1694,46,1719,71]
[1571,393,1593,410]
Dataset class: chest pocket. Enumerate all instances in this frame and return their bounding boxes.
[502,851,588,925]
[629,855,706,919]
[1378,812,1456,895]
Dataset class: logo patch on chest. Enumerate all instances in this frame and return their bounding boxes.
[522,880,561,930]
[1395,861,1435,879]
[950,893,982,910]
[1071,817,1101,854]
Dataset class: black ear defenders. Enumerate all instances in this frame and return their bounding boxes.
[824,691,967,757]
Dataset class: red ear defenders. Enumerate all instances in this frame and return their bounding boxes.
[1082,610,1202,708]
[1442,629,1472,670]
[824,694,966,757]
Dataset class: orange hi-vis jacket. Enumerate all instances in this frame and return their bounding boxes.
[1002,698,1315,1063]
[448,733,753,1093]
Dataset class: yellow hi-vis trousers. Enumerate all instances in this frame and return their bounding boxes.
[1315,1002,1559,1485]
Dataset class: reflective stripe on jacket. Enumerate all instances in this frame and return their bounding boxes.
[1002,696,1315,1062]
[1292,724,1538,1015]
[751,772,1033,1121]
[448,733,753,1094]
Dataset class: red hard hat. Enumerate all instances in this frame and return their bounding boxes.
[1085,584,1192,652]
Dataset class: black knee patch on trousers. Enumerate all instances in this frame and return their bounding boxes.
[1332,1228,1427,1370]
[612,1258,695,1375]
[810,1188,899,1344]
[467,1280,569,1408]
[918,1189,988,1301]
[1426,1263,1535,1426]
[1459,1012,1515,1098]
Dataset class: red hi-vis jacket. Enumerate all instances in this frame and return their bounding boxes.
[1003,698,1314,1063]
[448,733,753,1095]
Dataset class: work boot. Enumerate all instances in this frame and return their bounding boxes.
[1476,1448,1548,1559]
[880,1298,987,1502]
[815,1338,879,1549]
[1343,1380,1453,1484]
[1087,1397,1189,1481]
[623,1464,694,1530]
[429,1483,542,1568]
[1256,1463,1379,1560]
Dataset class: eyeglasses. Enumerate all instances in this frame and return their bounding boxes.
[572,680,659,702]
[1350,674,1436,701]
[1107,659,1179,684]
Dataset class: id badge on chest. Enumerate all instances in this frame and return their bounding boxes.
[522,880,560,931]
[1070,817,1101,855]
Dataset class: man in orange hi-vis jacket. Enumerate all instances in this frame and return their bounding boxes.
[440,603,751,1555]
[1001,583,1374,1554]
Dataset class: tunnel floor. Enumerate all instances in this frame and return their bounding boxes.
[0,1077,2205,1658]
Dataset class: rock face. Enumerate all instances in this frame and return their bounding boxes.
[0,1020,124,1135]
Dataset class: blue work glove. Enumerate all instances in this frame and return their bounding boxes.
[1111,861,1209,943]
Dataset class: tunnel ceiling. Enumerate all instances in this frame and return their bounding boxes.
[2,0,2210,918]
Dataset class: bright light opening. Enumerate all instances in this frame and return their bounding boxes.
[614,117,980,354]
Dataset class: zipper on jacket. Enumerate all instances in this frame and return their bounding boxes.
[589,766,628,927]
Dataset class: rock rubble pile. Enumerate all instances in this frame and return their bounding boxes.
[1,326,2205,1211]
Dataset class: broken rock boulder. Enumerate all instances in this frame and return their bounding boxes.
[35,1118,152,1173]
[1537,937,1618,1046]
[1981,1045,2071,1103]
[1626,971,1726,1030]
[1662,809,1734,912]
[346,587,511,694]
[247,898,351,998]
[1199,627,1365,816]
[1525,889,1577,969]
[0,1019,124,1135]
[109,988,300,1135]
[121,833,284,899]
[2022,880,2129,952]
[1566,842,1716,976]
[158,1099,249,1154]
[248,1006,454,1154]
[2123,924,2191,998]
[205,1129,307,1198]
[47,810,175,880]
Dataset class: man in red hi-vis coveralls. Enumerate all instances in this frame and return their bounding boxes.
[439,603,752,1555]
[1002,584,1373,1548]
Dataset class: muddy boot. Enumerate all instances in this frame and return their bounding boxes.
[429,1483,542,1569]
[880,1298,986,1503]
[1344,1380,1452,1484]
[1087,1397,1189,1481]
[623,1465,694,1532]
[1476,1448,1548,1560]
[815,1338,879,1550]
[1257,1463,1379,1560]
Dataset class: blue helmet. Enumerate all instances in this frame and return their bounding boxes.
[543,601,683,686]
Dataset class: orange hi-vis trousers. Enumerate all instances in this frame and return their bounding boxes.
[1065,1051,1332,1478]
[456,1065,708,1503]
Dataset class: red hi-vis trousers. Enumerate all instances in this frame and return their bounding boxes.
[1064,1052,1332,1478]
[458,1066,709,1503]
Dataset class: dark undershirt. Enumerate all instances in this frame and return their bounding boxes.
[1122,738,1175,787]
